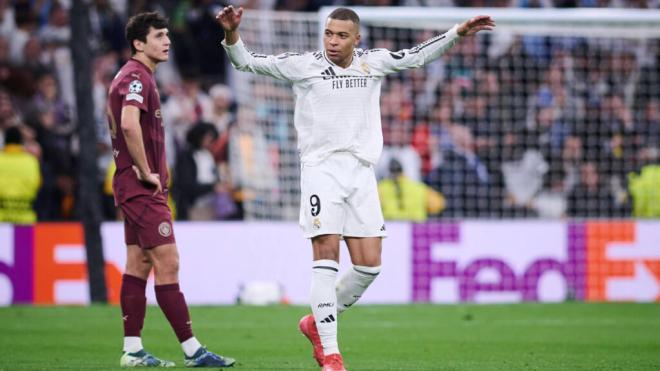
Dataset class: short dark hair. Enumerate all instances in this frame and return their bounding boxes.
[4,126,23,145]
[125,12,169,55]
[328,8,360,26]
[186,122,218,149]
[388,158,403,176]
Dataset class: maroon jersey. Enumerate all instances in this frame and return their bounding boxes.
[107,59,168,203]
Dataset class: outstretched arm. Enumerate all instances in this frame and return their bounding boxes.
[457,15,495,37]
[366,15,495,76]
[216,5,243,45]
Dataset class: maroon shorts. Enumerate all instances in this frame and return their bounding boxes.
[119,192,176,248]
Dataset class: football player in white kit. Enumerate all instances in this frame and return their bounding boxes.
[217,7,494,371]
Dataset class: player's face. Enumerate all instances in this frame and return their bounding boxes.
[140,27,171,63]
[323,18,360,68]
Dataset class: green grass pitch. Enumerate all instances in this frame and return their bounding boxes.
[1,303,659,370]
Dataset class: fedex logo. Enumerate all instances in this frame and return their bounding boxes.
[0,224,121,305]
[412,222,581,303]
[583,222,660,302]
[411,222,660,303]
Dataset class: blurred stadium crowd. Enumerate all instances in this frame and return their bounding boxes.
[375,23,659,220]
[0,0,658,223]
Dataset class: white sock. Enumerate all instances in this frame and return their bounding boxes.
[336,265,381,314]
[310,259,339,356]
[123,336,143,353]
[181,337,202,357]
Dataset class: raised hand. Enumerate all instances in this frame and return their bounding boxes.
[216,5,244,32]
[457,15,495,37]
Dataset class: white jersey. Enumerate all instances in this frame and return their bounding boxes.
[222,25,460,166]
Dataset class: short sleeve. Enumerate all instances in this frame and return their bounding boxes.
[117,72,150,112]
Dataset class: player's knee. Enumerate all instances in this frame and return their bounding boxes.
[351,253,382,267]
[163,256,180,275]
[153,254,179,277]
[125,259,152,279]
[312,234,340,260]
[316,248,339,261]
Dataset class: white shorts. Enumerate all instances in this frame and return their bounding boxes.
[299,152,387,239]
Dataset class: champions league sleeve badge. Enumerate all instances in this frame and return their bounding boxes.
[128,80,143,94]
[126,80,144,103]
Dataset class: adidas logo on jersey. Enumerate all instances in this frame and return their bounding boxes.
[320,67,337,80]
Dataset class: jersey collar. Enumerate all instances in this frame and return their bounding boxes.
[129,57,154,75]
[322,50,356,70]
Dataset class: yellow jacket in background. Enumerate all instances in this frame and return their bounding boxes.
[378,175,445,222]
[629,165,660,218]
[0,144,41,224]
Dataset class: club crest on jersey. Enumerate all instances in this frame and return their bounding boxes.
[158,221,172,237]
[129,80,143,93]
[360,62,370,74]
[312,218,321,230]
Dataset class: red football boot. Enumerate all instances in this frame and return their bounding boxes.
[322,353,346,371]
[298,314,324,366]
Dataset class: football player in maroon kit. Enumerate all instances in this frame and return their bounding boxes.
[107,12,234,368]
